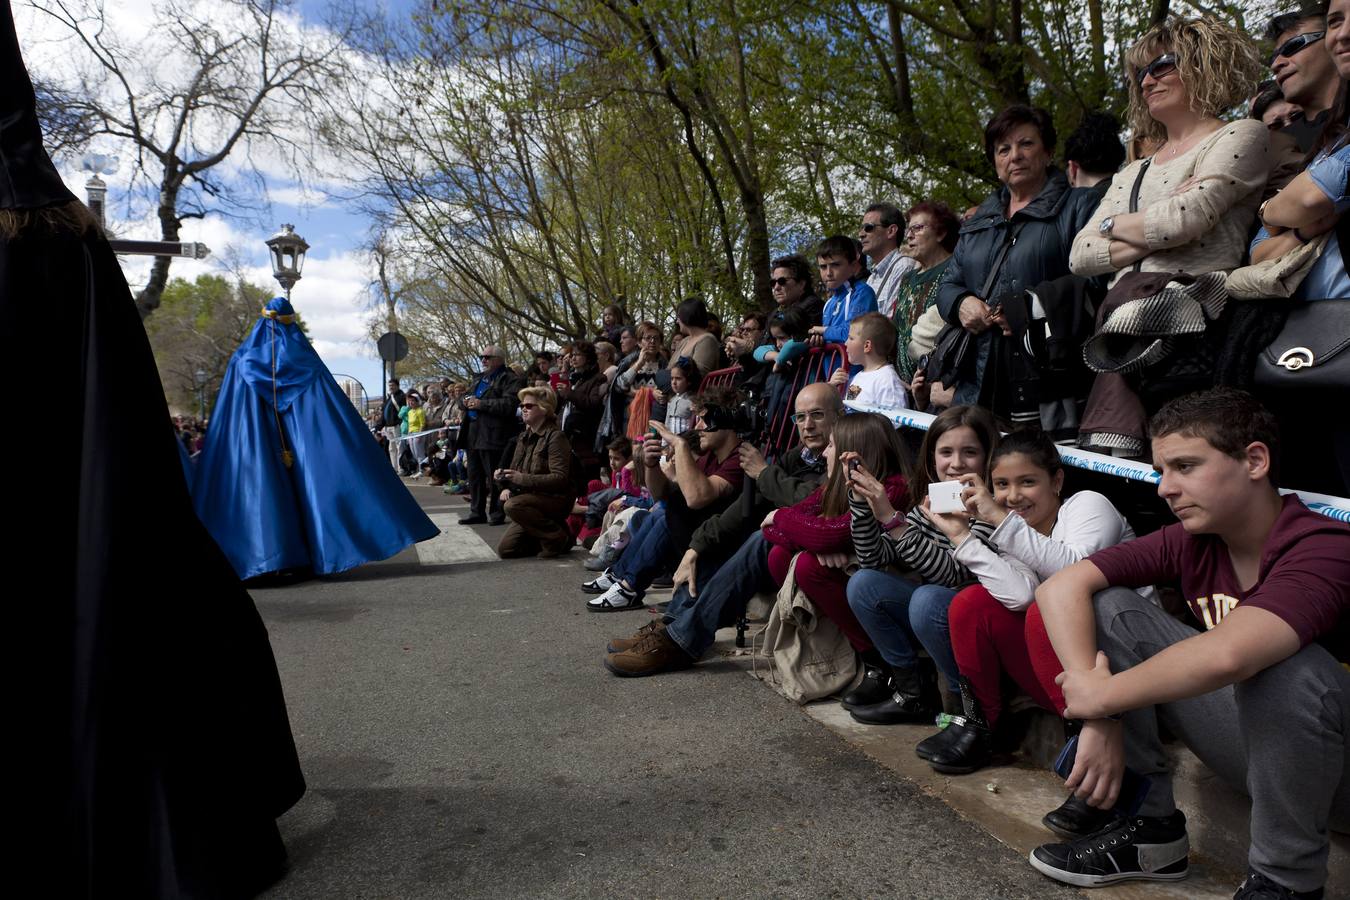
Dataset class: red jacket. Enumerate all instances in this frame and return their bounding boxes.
[762,474,908,554]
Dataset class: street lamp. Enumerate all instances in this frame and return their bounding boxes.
[195,368,207,420]
[265,223,309,298]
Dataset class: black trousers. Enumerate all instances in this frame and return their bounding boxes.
[466,447,505,518]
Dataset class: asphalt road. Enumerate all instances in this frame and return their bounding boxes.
[254,486,1077,900]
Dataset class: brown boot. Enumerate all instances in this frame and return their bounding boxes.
[607,618,666,653]
[604,628,693,677]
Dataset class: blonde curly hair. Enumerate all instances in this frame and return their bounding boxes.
[517,385,558,418]
[1125,16,1266,147]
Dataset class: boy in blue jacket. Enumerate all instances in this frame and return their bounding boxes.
[808,234,876,347]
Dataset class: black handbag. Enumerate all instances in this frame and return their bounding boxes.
[927,221,1026,386]
[1254,215,1350,391]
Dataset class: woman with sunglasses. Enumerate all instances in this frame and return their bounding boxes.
[1070,18,1289,290]
[494,386,577,559]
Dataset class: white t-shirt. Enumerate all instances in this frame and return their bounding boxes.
[845,365,909,412]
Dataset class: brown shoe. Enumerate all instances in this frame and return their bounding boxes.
[603,628,693,678]
[606,618,665,653]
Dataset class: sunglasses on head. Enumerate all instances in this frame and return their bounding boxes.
[1135,53,1177,86]
[1270,31,1325,66]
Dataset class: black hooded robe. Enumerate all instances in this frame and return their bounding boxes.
[5,2,305,896]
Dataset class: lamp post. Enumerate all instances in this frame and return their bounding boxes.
[265,224,309,299]
[195,368,207,420]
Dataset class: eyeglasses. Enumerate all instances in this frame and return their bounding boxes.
[1135,53,1177,86]
[1269,31,1325,66]
[480,354,498,361]
[520,402,539,410]
[905,223,929,235]
[791,410,831,424]
[639,334,661,343]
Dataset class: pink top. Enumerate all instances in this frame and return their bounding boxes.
[763,474,908,555]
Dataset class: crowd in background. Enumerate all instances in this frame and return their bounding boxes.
[365,9,1350,899]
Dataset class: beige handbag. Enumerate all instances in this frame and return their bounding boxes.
[1225,233,1330,300]
[755,553,860,704]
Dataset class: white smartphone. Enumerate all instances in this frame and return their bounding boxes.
[928,480,966,514]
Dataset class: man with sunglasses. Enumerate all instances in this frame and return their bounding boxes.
[1267,3,1337,152]
[459,345,523,526]
[603,383,843,676]
[860,202,918,320]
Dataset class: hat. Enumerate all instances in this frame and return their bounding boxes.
[1,3,78,210]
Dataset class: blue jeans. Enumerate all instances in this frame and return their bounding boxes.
[612,505,674,592]
[846,569,959,692]
[664,532,775,659]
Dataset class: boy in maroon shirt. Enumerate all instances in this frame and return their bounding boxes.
[1031,388,1350,899]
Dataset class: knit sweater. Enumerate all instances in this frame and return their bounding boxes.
[763,475,907,555]
[1070,119,1296,287]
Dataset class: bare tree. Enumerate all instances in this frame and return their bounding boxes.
[27,0,350,317]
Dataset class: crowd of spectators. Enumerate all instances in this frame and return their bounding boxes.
[371,8,1350,898]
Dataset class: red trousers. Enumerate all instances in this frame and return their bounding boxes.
[767,545,874,652]
[948,585,1065,727]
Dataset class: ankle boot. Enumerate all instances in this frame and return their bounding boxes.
[848,665,932,725]
[927,676,992,774]
[840,661,892,709]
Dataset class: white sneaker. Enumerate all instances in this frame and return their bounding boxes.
[581,570,616,594]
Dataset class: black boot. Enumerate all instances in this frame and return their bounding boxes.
[927,676,992,774]
[840,660,892,709]
[848,665,932,725]
[1041,792,1118,839]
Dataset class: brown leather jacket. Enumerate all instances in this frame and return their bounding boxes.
[508,422,573,496]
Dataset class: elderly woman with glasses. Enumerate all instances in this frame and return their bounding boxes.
[494,386,577,558]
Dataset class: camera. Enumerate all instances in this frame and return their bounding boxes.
[699,399,763,441]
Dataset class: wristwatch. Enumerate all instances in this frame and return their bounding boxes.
[880,510,906,531]
[1098,216,1116,236]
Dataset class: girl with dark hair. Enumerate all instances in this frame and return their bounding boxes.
[661,357,702,435]
[843,406,1001,721]
[671,297,723,374]
[761,413,909,660]
[915,430,1143,775]
[596,303,628,345]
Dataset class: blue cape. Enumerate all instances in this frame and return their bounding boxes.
[194,297,438,578]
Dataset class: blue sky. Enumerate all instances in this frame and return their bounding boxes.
[18,0,428,406]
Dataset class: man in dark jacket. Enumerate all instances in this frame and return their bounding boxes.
[382,379,406,471]
[602,382,842,676]
[460,345,524,525]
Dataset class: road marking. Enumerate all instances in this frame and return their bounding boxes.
[415,514,500,566]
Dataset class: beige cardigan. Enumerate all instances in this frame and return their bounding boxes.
[1070,119,1297,287]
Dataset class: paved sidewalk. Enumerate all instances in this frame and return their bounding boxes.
[253,484,1069,899]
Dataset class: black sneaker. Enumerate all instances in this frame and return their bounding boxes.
[1029,811,1189,887]
[1233,870,1324,900]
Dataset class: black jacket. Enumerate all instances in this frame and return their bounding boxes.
[561,366,607,464]
[688,446,828,558]
[463,366,524,451]
[936,168,1099,397]
[381,390,405,427]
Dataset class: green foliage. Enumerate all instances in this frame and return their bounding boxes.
[329,0,1272,371]
[145,274,281,414]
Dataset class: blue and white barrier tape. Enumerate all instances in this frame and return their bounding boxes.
[388,425,460,443]
[845,401,1350,524]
